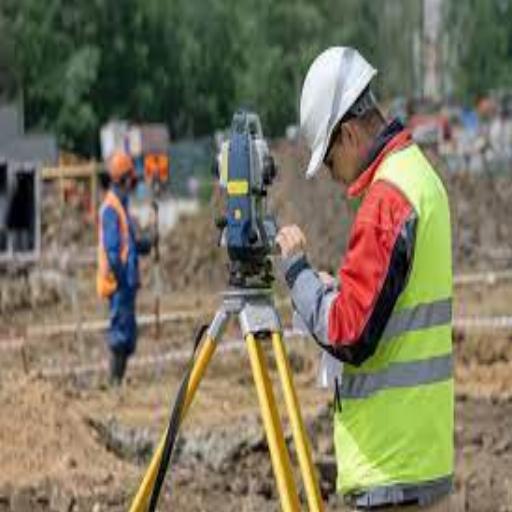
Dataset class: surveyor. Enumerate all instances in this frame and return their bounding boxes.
[97,151,151,385]
[276,47,454,511]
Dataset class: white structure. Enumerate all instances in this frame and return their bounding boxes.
[423,0,444,100]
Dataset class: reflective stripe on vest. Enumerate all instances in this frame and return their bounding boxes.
[341,298,453,398]
[97,190,129,298]
[334,143,454,499]
[381,298,452,343]
[340,353,453,399]
[348,475,453,509]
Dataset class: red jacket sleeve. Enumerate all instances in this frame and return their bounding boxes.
[328,180,416,364]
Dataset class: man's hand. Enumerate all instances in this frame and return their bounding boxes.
[318,271,337,287]
[276,225,307,259]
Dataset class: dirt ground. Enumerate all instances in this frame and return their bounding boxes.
[2,142,512,511]
[0,276,511,511]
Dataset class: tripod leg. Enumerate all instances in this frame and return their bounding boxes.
[246,333,301,512]
[129,335,218,512]
[272,332,324,511]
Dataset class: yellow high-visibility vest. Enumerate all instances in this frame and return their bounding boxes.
[334,143,454,501]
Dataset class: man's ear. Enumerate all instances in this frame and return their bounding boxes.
[342,120,358,147]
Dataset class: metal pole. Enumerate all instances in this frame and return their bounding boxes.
[152,196,160,340]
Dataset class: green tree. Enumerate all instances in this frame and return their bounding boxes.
[445,0,512,102]
[4,0,512,153]
[0,11,17,99]
[1,0,102,151]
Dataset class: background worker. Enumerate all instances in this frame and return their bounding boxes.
[97,151,151,385]
[276,47,454,510]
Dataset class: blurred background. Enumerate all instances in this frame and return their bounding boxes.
[0,1,512,511]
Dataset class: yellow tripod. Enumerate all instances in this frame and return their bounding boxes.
[129,288,324,512]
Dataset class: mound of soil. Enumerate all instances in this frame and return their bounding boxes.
[162,210,228,291]
[0,378,133,493]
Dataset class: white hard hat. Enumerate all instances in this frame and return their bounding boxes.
[300,47,377,178]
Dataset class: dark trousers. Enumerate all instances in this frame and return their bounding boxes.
[108,287,137,383]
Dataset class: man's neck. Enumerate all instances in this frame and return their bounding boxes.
[366,117,386,140]
[111,184,128,205]
[355,120,387,177]
[359,118,405,175]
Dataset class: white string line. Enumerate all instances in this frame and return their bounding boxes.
[454,269,512,286]
[29,321,512,379]
[24,268,512,338]
[38,329,308,379]
[4,308,512,358]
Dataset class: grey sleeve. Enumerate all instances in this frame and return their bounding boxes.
[280,253,337,345]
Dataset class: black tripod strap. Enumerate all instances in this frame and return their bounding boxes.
[148,324,209,511]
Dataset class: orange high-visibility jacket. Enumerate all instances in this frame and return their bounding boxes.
[96,190,129,299]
